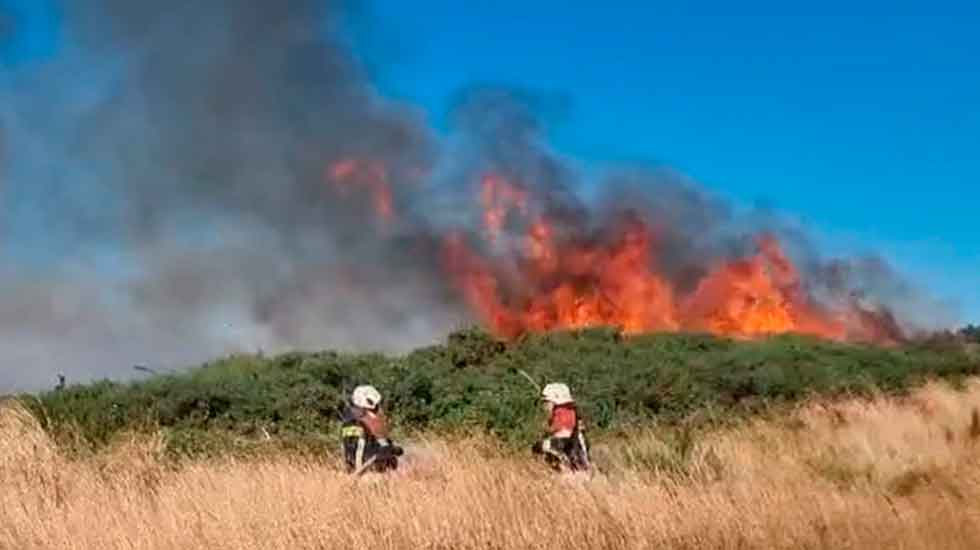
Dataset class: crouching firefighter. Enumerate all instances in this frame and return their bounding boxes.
[532,383,591,473]
[341,385,403,475]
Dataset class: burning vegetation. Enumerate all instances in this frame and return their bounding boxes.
[329,151,907,344]
[1,1,946,391]
[442,174,902,343]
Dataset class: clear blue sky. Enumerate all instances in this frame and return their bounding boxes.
[2,2,978,323]
[345,3,980,323]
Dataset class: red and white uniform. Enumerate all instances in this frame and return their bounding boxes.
[548,404,578,438]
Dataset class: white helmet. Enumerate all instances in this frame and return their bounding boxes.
[351,385,383,410]
[541,383,574,405]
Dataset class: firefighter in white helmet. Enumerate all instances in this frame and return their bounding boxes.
[340,385,402,474]
[532,382,591,472]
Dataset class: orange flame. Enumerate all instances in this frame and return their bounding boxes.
[480,174,528,243]
[682,236,845,340]
[327,165,899,344]
[327,159,395,223]
[523,217,679,335]
[440,173,884,342]
[443,232,521,336]
[444,215,683,339]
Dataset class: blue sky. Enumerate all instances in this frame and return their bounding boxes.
[345,4,980,322]
[2,2,978,323]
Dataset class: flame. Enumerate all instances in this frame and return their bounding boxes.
[440,173,890,342]
[480,174,528,243]
[327,165,900,344]
[843,298,906,345]
[524,217,679,335]
[443,232,521,337]
[444,214,681,338]
[682,236,845,340]
[327,159,395,223]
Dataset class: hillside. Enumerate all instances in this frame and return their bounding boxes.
[21,328,980,457]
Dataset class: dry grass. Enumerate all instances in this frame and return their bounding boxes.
[3,380,980,550]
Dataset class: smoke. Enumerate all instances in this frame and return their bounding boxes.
[0,0,463,391]
[0,1,953,392]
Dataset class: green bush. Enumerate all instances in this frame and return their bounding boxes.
[21,328,980,456]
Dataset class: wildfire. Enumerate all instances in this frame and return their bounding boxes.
[328,163,901,344]
[441,173,893,342]
[520,216,679,336]
[327,159,395,223]
[682,236,846,340]
[480,174,528,243]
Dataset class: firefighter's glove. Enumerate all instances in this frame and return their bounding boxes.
[376,444,404,460]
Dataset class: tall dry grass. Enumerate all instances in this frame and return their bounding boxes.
[3,380,980,550]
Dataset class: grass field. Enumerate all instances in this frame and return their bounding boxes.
[4,378,980,550]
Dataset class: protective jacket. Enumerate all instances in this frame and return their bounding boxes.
[341,405,402,474]
[532,403,591,472]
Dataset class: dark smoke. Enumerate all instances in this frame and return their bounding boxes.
[0,0,463,391]
[0,2,953,391]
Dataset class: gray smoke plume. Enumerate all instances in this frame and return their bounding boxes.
[0,2,954,392]
[0,0,466,391]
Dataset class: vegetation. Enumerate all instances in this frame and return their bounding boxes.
[21,328,980,457]
[6,329,980,549]
[4,379,980,550]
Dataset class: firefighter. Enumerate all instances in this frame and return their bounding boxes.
[531,382,591,472]
[340,385,403,474]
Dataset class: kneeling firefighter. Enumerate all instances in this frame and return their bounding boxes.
[341,385,403,475]
[532,382,591,472]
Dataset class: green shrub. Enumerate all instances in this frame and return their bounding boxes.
[20,327,980,456]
